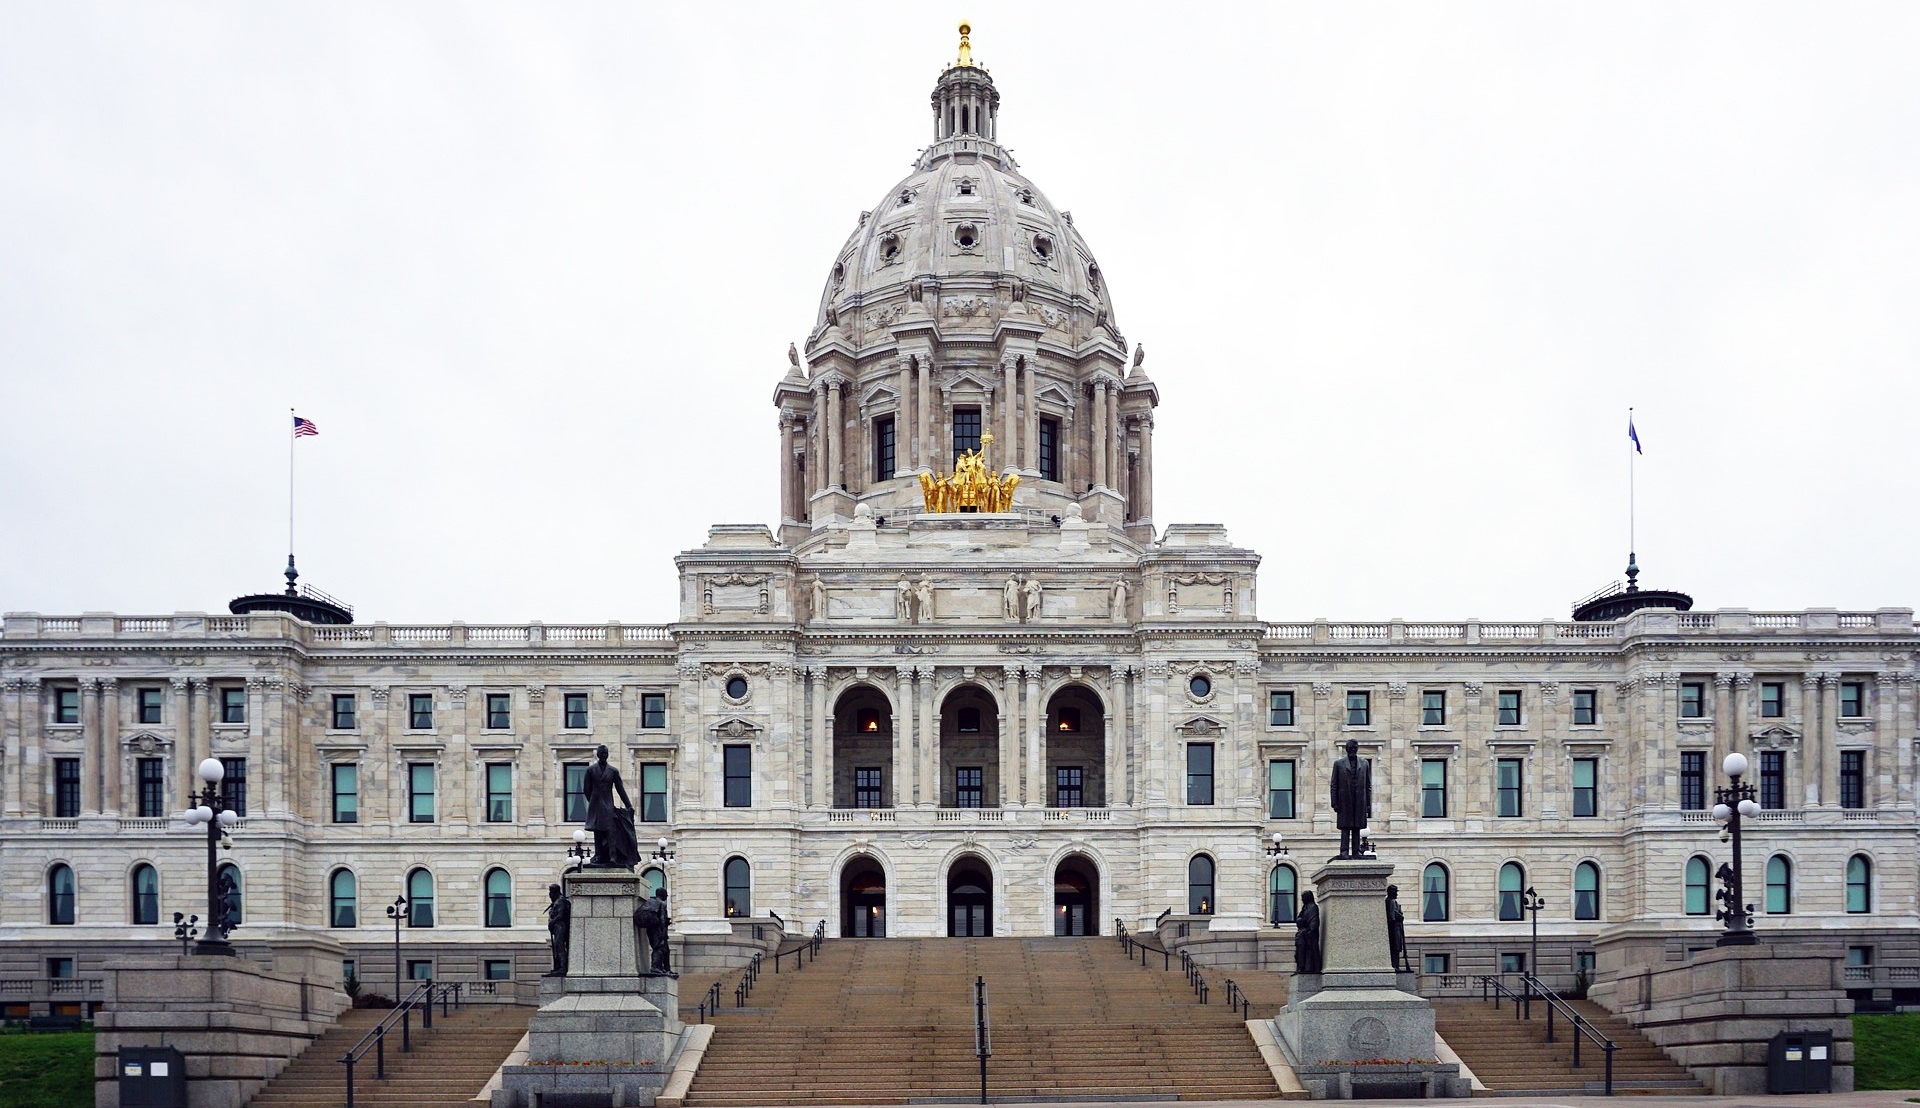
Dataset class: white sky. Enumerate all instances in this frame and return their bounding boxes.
[3,3,1916,625]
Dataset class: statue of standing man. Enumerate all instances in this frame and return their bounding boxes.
[1386,884,1410,973]
[633,888,676,976]
[583,744,639,869]
[544,884,572,976]
[1330,738,1372,858]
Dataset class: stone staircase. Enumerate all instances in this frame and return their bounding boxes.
[1432,996,1707,1095]
[682,936,1289,1105]
[244,1003,534,1108]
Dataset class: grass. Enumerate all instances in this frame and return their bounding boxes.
[0,1029,95,1108]
[1853,1013,1920,1091]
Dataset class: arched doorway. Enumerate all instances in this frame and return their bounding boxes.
[940,684,1001,808]
[841,855,887,937]
[834,685,894,809]
[1054,855,1099,936]
[1045,685,1105,807]
[947,856,993,937]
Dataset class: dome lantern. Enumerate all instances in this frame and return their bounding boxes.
[932,21,999,142]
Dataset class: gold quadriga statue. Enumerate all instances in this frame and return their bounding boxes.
[918,432,1020,513]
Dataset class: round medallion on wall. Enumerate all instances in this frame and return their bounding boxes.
[1346,1015,1390,1057]
[723,674,750,704]
[1187,673,1214,703]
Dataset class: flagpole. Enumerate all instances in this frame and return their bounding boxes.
[288,407,296,588]
[1628,406,1636,581]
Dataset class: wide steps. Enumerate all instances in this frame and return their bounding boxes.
[683,937,1284,1105]
[243,1004,533,1108]
[1433,997,1707,1095]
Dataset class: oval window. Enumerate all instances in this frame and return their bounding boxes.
[956,224,977,250]
[1032,233,1053,261]
[1189,675,1212,699]
[725,676,749,700]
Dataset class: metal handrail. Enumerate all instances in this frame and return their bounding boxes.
[1521,973,1618,1095]
[1120,934,1170,971]
[1475,973,1528,1018]
[340,981,465,1108]
[1154,907,1172,926]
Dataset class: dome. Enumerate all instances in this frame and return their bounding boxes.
[808,36,1119,351]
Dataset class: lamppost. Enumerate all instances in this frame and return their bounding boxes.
[652,837,678,867]
[1264,833,1288,926]
[568,829,592,872]
[172,912,199,956]
[179,758,240,955]
[385,895,408,993]
[1711,752,1760,947]
[1521,885,1546,987]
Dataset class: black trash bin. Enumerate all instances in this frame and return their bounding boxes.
[1766,1030,1834,1094]
[118,1046,187,1108]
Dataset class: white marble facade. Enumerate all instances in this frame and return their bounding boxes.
[2,34,1916,991]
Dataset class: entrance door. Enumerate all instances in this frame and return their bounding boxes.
[1054,856,1099,936]
[947,858,993,937]
[841,854,887,938]
[850,893,887,937]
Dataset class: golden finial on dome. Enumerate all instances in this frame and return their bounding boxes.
[955,20,974,68]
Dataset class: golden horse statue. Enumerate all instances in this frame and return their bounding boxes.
[919,432,1020,513]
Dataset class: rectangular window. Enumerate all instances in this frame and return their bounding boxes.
[137,687,163,725]
[137,758,165,818]
[1423,953,1450,975]
[486,693,511,730]
[563,763,588,822]
[484,959,512,981]
[1679,682,1706,719]
[220,686,246,724]
[1679,751,1705,811]
[1759,682,1784,718]
[220,757,247,816]
[1840,750,1865,809]
[408,693,433,730]
[1420,759,1447,818]
[1847,946,1873,967]
[640,763,668,822]
[1839,681,1864,718]
[1575,951,1597,975]
[1572,757,1598,817]
[407,960,434,981]
[874,415,896,482]
[856,766,886,808]
[1497,690,1522,727]
[54,757,81,818]
[1421,691,1446,727]
[331,694,356,730]
[1572,688,1597,726]
[1186,743,1215,805]
[1345,691,1371,727]
[723,744,751,808]
[47,957,74,979]
[1267,759,1296,819]
[486,763,513,822]
[1268,690,1295,727]
[640,693,667,729]
[342,959,356,983]
[564,692,589,730]
[331,764,359,823]
[1500,952,1527,974]
[953,766,981,808]
[1496,758,1524,817]
[1038,417,1060,482]
[952,407,981,461]
[54,687,80,724]
[1759,750,1785,810]
[409,763,436,823]
[1055,766,1083,808]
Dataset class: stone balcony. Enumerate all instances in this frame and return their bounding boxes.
[1262,608,1914,647]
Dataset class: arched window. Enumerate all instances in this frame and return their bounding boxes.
[1574,862,1601,921]
[218,863,243,926]
[723,857,751,917]
[1846,855,1871,914]
[1269,865,1297,924]
[484,868,512,928]
[1498,862,1525,921]
[49,864,76,925]
[1684,856,1710,915]
[407,868,435,927]
[1187,855,1215,915]
[641,867,667,897]
[329,869,358,928]
[1422,863,1450,922]
[1765,855,1792,914]
[131,864,159,925]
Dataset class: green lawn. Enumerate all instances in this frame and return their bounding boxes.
[1854,1013,1920,1091]
[0,1030,95,1108]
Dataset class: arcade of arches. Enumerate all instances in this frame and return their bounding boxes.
[837,852,1102,938]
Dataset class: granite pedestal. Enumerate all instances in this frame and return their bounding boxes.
[1271,859,1468,1099]
[497,870,685,1108]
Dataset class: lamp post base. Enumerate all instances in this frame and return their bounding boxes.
[1715,929,1758,947]
[192,938,237,957]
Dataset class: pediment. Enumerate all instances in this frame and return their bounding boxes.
[859,382,900,410]
[710,717,764,740]
[1175,714,1228,737]
[122,731,172,754]
[1034,382,1076,412]
[941,369,996,395]
[1749,725,1803,747]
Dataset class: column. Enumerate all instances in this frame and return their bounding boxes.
[917,360,932,471]
[998,668,1019,808]
[100,679,121,815]
[1730,672,1752,761]
[1090,381,1108,488]
[778,413,796,520]
[1893,674,1916,811]
[1136,414,1155,520]
[527,684,550,823]
[1024,667,1043,807]
[828,380,846,490]
[809,382,828,495]
[169,677,190,794]
[1107,387,1122,496]
[809,668,830,808]
[188,678,209,781]
[918,667,937,808]
[81,677,101,813]
[893,670,911,808]
[1818,673,1840,807]
[899,359,916,471]
[2,679,23,816]
[1000,357,1019,467]
[1801,674,1824,807]
[1873,674,1897,809]
[1712,673,1734,779]
[1024,369,1040,471]
[1106,666,1128,809]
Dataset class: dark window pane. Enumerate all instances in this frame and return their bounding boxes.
[1267,759,1295,819]
[564,693,589,730]
[486,693,511,730]
[1185,743,1214,806]
[952,408,981,460]
[1497,758,1524,817]
[640,763,668,822]
[220,758,247,816]
[857,767,886,809]
[1345,691,1370,727]
[221,687,246,724]
[330,870,358,927]
[723,745,751,808]
[1840,750,1865,809]
[1759,682,1783,718]
[1187,855,1215,914]
[49,865,76,925]
[409,694,433,730]
[1268,691,1294,727]
[641,694,667,729]
[137,758,165,818]
[724,857,751,917]
[1679,751,1705,811]
[1497,690,1521,726]
[563,763,588,822]
[1573,757,1598,817]
[1055,766,1082,808]
[332,764,358,823]
[875,415,896,481]
[1679,683,1705,718]
[332,694,356,730]
[54,758,81,818]
[55,688,79,724]
[487,763,513,823]
[953,766,980,809]
[1422,691,1446,726]
[137,687,163,724]
[410,763,435,823]
[1421,759,1447,818]
[1573,689,1596,726]
[1038,418,1060,482]
[1759,751,1785,810]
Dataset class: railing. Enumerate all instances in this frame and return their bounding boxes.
[1844,965,1920,985]
[733,953,764,1008]
[772,920,825,974]
[340,981,466,1108]
[1222,978,1253,1021]
[1118,931,1170,971]
[694,980,723,1024]
[1154,907,1172,927]
[1521,973,1617,1095]
[1179,951,1210,1004]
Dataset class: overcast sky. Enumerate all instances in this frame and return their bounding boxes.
[3,3,1916,625]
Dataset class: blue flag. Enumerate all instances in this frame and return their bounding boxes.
[1628,416,1642,454]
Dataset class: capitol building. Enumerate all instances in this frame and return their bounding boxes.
[2,27,1914,1007]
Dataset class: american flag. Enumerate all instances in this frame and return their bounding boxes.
[292,415,319,438]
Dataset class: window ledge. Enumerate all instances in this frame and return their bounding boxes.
[324,729,360,737]
[1341,725,1377,732]
[211,723,248,731]
[403,729,439,736]
[1418,725,1452,732]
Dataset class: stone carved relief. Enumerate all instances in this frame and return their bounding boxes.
[940,295,983,319]
[864,304,904,332]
